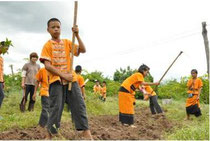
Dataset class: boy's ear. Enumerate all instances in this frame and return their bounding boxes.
[47,28,49,33]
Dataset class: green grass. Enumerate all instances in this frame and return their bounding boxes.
[0,91,209,140]
[161,99,209,140]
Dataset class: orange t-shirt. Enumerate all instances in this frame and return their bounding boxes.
[0,56,3,82]
[187,78,203,95]
[101,86,107,94]
[121,72,144,94]
[93,85,101,94]
[77,74,85,88]
[40,39,79,84]
[144,85,156,96]
[36,68,49,97]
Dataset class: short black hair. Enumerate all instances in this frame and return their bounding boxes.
[47,18,61,27]
[138,64,150,74]
[102,81,106,84]
[75,65,82,73]
[191,69,198,74]
[30,52,38,60]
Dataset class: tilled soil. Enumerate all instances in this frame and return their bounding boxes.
[0,107,175,140]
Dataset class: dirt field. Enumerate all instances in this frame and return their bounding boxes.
[0,107,175,140]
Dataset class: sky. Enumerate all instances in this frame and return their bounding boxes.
[0,0,210,81]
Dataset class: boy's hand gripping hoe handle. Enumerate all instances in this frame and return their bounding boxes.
[69,1,78,90]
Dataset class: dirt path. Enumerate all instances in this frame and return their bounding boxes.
[0,107,175,140]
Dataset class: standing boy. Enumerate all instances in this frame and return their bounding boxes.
[40,18,92,139]
[20,52,40,112]
[100,81,107,102]
[75,65,86,100]
[33,68,49,127]
[0,41,9,111]
[93,80,101,95]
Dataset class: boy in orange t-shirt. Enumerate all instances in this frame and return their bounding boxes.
[93,80,101,95]
[33,68,49,127]
[119,64,159,127]
[75,65,86,100]
[0,41,9,110]
[40,18,92,139]
[100,81,107,102]
[186,69,203,120]
[140,85,163,115]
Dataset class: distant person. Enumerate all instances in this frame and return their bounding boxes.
[0,41,9,120]
[33,68,49,127]
[20,52,40,112]
[118,64,159,127]
[100,81,107,102]
[75,65,86,100]
[93,80,101,95]
[185,69,203,120]
[141,85,164,116]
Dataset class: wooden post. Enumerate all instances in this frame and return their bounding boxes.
[202,22,210,76]
[68,1,78,90]
[9,64,14,75]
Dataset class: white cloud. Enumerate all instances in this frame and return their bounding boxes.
[1,0,209,81]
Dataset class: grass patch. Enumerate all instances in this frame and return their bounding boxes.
[162,99,209,140]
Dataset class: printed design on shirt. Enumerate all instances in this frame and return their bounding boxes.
[51,42,68,73]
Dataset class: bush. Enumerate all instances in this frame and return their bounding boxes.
[157,74,209,104]
[83,71,120,96]
[4,72,22,93]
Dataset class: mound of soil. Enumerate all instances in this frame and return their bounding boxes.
[0,107,175,140]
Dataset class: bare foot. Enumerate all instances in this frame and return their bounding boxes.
[82,130,93,140]
[45,132,52,140]
[130,125,137,128]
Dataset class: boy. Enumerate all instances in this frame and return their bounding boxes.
[20,52,40,112]
[0,41,9,110]
[93,80,101,95]
[186,69,203,120]
[40,18,92,139]
[118,64,159,127]
[141,85,163,115]
[75,65,86,100]
[33,68,49,127]
[100,81,107,102]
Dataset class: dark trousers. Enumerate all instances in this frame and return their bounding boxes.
[47,81,89,134]
[149,95,163,114]
[20,85,35,111]
[39,96,49,127]
[0,82,4,108]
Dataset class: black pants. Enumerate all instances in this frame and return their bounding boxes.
[39,96,49,127]
[0,82,4,108]
[20,85,35,111]
[149,95,163,114]
[47,81,89,134]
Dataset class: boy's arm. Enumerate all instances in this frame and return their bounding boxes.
[44,60,73,82]
[81,87,86,100]
[72,26,86,53]
[141,82,159,86]
[33,80,39,101]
